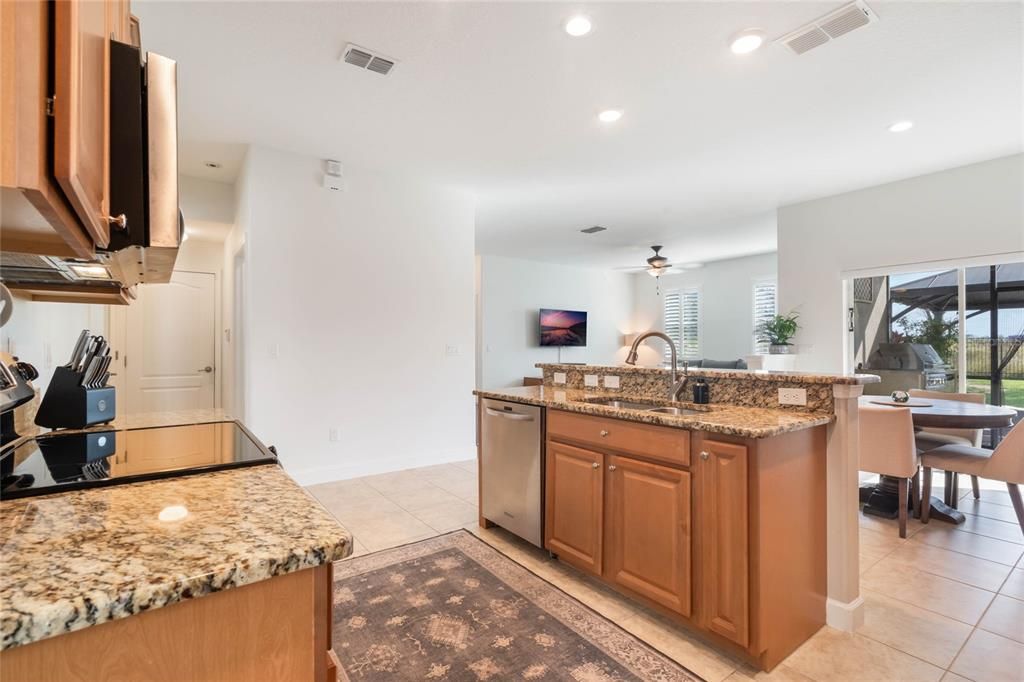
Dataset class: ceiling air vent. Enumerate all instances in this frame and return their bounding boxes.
[776,1,878,55]
[580,226,607,234]
[342,43,396,75]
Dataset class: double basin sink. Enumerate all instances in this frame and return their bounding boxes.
[580,396,705,417]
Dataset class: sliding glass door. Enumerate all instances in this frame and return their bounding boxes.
[963,263,1024,409]
[850,259,1023,411]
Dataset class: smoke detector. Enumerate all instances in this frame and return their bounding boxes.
[341,43,397,75]
[775,1,878,55]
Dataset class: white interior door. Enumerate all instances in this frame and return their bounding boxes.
[125,271,216,414]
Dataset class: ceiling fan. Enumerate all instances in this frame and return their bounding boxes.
[613,245,674,277]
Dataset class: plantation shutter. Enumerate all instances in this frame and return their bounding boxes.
[753,281,778,353]
[681,290,701,358]
[663,291,682,364]
[663,289,701,363]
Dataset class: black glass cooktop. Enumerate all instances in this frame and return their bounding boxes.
[0,422,277,500]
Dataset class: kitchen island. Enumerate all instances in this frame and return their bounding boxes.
[0,412,351,682]
[475,363,878,671]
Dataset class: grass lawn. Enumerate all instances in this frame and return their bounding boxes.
[966,378,1024,409]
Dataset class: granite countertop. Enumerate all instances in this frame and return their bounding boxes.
[474,385,833,438]
[535,363,880,385]
[0,461,352,651]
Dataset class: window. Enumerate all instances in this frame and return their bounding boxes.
[752,281,777,354]
[663,289,701,362]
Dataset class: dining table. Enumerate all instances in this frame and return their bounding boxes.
[858,395,1019,525]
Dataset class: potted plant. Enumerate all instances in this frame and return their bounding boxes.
[758,312,800,354]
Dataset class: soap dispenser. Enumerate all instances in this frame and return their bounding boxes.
[692,378,710,404]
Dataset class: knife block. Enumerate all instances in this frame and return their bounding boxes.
[35,367,116,429]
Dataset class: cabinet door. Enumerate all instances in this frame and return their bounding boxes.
[697,439,749,646]
[605,455,691,616]
[545,441,604,576]
[54,0,113,246]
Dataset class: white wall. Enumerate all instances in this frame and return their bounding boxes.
[237,145,476,485]
[631,252,778,367]
[478,255,636,389]
[778,154,1024,373]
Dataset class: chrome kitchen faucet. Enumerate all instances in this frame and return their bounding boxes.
[624,331,689,401]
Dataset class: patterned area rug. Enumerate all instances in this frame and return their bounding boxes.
[332,530,701,681]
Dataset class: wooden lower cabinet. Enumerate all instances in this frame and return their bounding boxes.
[545,441,604,575]
[0,564,336,682]
[695,439,749,646]
[544,409,826,671]
[605,455,691,617]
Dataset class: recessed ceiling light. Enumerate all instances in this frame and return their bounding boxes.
[598,109,623,123]
[888,120,914,133]
[564,15,592,37]
[729,29,765,55]
[204,162,222,169]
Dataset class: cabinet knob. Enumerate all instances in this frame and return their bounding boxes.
[106,214,128,230]
[608,465,617,471]
[591,462,600,469]
[700,451,710,461]
[599,429,609,437]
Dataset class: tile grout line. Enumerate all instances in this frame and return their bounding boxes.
[944,553,1022,678]
[904,534,1023,568]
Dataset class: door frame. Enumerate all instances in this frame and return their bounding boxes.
[107,268,222,415]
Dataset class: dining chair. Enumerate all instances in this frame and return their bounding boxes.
[860,404,921,538]
[909,389,985,506]
[921,419,1024,534]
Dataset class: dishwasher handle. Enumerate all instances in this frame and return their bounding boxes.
[484,407,535,422]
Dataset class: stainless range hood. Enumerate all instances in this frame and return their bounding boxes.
[0,45,180,305]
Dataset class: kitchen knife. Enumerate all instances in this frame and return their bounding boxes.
[78,336,105,375]
[75,336,97,373]
[81,356,101,387]
[67,330,91,368]
[92,356,111,388]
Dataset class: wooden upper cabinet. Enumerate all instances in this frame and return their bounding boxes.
[605,455,691,617]
[544,441,604,576]
[696,438,750,647]
[53,0,127,249]
[0,0,93,257]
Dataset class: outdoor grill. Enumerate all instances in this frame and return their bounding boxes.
[864,343,952,395]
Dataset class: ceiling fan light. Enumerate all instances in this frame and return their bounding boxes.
[647,267,664,278]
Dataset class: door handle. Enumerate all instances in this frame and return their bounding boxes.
[198,366,213,373]
[484,408,533,421]
[700,451,710,461]
[592,462,600,469]
[608,465,617,471]
[599,430,609,437]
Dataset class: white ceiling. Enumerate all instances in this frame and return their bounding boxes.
[136,1,1022,269]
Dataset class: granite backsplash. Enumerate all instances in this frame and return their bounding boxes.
[537,364,847,413]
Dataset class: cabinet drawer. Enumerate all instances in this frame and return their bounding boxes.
[548,410,690,467]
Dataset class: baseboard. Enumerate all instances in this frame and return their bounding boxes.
[826,596,865,632]
[286,445,477,487]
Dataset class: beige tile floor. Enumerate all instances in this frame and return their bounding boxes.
[308,465,1024,682]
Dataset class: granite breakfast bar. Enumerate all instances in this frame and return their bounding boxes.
[476,363,879,669]
[0,416,352,681]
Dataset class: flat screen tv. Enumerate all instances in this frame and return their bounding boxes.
[539,309,588,347]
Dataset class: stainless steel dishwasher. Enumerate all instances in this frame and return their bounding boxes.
[480,398,543,547]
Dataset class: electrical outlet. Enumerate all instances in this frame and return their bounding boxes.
[603,375,620,389]
[584,374,599,388]
[445,344,461,356]
[269,343,280,359]
[329,428,340,442]
[778,388,807,406]
[553,372,567,385]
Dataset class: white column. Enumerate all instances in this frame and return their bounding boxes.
[825,382,865,631]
